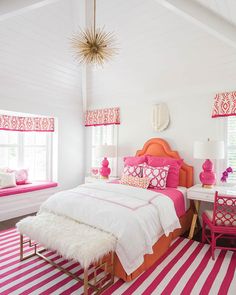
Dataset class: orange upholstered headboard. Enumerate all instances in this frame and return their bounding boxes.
[136,138,193,188]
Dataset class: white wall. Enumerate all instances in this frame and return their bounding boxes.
[85,0,236,182]
[0,0,85,189]
[86,88,225,182]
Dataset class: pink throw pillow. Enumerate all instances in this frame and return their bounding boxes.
[8,169,29,185]
[143,165,169,190]
[120,175,150,189]
[15,169,28,185]
[123,165,143,177]
[123,156,146,167]
[147,156,183,188]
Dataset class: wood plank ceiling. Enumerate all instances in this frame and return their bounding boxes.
[0,0,82,109]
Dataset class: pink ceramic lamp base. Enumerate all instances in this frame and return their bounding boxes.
[100,157,111,179]
[199,159,216,188]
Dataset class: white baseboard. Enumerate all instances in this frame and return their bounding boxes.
[0,187,60,222]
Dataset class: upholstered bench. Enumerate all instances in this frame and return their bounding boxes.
[16,212,117,295]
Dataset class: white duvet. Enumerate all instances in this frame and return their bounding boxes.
[40,183,181,274]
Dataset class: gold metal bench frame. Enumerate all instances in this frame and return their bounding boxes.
[20,234,115,295]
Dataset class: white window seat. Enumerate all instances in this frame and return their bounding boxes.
[0,182,59,222]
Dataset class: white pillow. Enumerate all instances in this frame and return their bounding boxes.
[0,172,17,189]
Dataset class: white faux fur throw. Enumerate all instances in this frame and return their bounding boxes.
[16,212,117,269]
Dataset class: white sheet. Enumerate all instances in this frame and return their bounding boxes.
[40,183,181,275]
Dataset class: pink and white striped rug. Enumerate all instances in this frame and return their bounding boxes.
[0,228,235,295]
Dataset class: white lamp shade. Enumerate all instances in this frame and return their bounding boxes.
[193,140,225,159]
[95,145,116,158]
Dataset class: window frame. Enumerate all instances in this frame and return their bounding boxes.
[91,125,118,177]
[0,131,53,181]
[225,116,236,183]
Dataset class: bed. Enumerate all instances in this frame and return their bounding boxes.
[17,138,194,289]
[114,138,194,281]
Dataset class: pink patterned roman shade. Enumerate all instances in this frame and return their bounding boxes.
[85,107,120,127]
[212,91,236,118]
[0,115,54,132]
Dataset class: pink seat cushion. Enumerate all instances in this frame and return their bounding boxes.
[146,156,183,188]
[123,156,146,166]
[0,182,58,197]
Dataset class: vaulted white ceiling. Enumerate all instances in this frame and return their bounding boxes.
[1,0,236,108]
[0,0,82,109]
[196,0,236,26]
[87,0,236,106]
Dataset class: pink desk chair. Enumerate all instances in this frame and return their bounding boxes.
[202,191,236,259]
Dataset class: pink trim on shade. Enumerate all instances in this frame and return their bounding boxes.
[0,128,54,132]
[212,113,236,118]
[84,123,120,127]
[0,182,58,197]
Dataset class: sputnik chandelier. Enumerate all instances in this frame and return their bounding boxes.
[71,0,117,66]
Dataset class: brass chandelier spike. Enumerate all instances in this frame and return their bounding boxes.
[71,0,118,66]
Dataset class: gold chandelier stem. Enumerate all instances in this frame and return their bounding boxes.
[71,0,117,65]
[93,0,96,35]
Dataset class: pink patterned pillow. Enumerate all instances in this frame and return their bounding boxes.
[123,165,143,177]
[120,175,150,189]
[143,165,169,189]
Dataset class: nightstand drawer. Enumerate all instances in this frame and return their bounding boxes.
[187,190,215,202]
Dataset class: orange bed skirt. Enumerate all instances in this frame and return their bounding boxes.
[113,207,193,282]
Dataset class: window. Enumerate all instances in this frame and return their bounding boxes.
[91,125,118,176]
[0,131,53,181]
[226,116,236,183]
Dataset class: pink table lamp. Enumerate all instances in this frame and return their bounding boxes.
[194,140,224,188]
[95,144,116,179]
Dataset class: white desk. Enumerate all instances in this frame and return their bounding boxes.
[187,184,236,239]
[84,176,119,184]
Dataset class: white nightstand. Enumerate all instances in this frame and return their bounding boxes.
[187,184,236,239]
[85,176,119,184]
